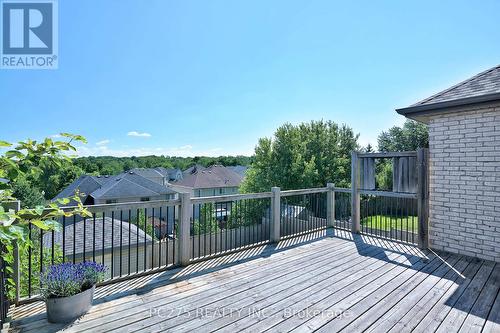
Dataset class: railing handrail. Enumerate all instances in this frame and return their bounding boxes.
[191,191,273,204]
[280,187,329,197]
[358,189,417,199]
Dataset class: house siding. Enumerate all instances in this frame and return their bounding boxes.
[427,102,500,262]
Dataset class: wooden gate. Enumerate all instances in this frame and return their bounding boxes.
[350,149,429,247]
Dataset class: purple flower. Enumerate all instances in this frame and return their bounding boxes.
[40,262,108,299]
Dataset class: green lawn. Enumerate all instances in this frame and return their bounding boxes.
[361,215,418,232]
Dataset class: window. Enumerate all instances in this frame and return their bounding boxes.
[140,197,150,202]
[105,199,117,204]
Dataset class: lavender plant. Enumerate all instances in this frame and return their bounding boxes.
[40,262,107,299]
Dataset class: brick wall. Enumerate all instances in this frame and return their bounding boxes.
[428,102,500,262]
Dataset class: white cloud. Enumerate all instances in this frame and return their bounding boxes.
[127,131,151,138]
[50,134,62,138]
[96,139,110,146]
[75,144,243,158]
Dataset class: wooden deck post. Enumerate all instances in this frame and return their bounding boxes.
[417,148,429,249]
[270,187,281,242]
[351,152,361,233]
[326,183,335,228]
[178,192,192,266]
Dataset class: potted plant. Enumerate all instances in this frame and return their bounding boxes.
[40,262,107,323]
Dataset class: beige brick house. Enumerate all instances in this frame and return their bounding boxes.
[397,64,500,262]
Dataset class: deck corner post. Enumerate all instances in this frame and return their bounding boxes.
[417,148,429,249]
[178,192,192,266]
[326,183,335,228]
[270,187,281,242]
[351,151,361,233]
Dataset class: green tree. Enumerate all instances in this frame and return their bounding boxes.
[377,120,428,152]
[0,134,91,299]
[375,119,428,190]
[241,120,359,192]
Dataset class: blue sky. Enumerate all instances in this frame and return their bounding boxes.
[1,0,499,157]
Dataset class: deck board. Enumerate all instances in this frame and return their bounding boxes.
[7,231,500,333]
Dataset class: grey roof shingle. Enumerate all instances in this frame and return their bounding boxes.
[52,175,115,202]
[90,172,177,200]
[175,165,243,189]
[42,217,153,256]
[154,167,183,181]
[412,65,500,106]
[396,65,500,122]
[227,165,249,177]
[129,168,164,180]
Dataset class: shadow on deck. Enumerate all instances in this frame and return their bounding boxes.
[7,229,500,333]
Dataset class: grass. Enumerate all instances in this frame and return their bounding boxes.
[361,215,418,232]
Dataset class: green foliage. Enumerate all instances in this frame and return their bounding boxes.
[19,242,64,298]
[377,120,428,152]
[0,134,90,300]
[73,155,253,176]
[375,119,428,190]
[361,215,418,232]
[11,176,45,208]
[241,120,359,192]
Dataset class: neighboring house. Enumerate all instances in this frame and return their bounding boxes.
[87,172,177,205]
[154,167,183,182]
[54,172,178,206]
[129,168,166,185]
[182,164,206,178]
[227,165,249,177]
[396,64,500,263]
[175,165,243,197]
[53,174,115,205]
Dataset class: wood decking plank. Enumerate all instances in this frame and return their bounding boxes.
[62,237,363,332]
[8,234,498,333]
[166,244,407,333]
[368,254,470,333]
[337,254,463,333]
[99,240,392,333]
[434,260,495,332]
[411,258,486,333]
[458,263,500,333]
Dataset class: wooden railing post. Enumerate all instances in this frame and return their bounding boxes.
[327,183,335,228]
[417,148,429,249]
[270,187,281,242]
[351,152,361,233]
[178,192,192,266]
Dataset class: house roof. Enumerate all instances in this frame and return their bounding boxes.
[52,175,115,201]
[227,165,249,177]
[182,164,206,177]
[129,168,164,179]
[42,217,153,256]
[90,172,177,200]
[396,64,500,122]
[175,165,243,189]
[154,167,182,180]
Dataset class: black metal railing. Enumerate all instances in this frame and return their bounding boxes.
[333,189,352,230]
[0,245,9,328]
[280,190,328,237]
[190,196,271,260]
[19,200,180,300]
[359,192,418,244]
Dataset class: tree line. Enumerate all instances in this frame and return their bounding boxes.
[8,119,427,207]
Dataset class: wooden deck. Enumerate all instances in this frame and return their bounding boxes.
[8,229,500,333]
